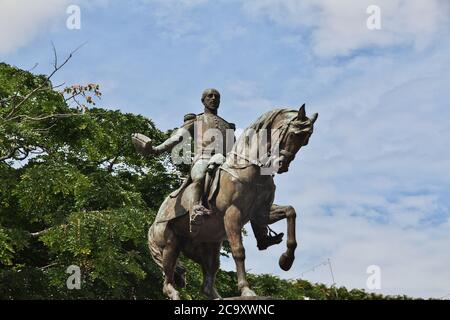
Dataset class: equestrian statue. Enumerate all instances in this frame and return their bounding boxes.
[132,88,318,299]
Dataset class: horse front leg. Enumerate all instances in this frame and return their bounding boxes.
[224,205,256,297]
[269,204,297,271]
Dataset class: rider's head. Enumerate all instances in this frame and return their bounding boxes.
[201,88,220,112]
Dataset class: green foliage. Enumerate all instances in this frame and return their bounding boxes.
[0,63,68,161]
[0,226,14,265]
[0,62,175,299]
[245,274,414,300]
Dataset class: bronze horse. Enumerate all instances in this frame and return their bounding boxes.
[148,105,317,299]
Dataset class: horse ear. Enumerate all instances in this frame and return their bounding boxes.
[310,112,318,124]
[298,104,306,120]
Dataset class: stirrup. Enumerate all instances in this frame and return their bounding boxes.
[190,204,212,236]
[257,227,284,250]
[192,204,213,215]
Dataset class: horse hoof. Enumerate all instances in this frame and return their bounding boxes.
[202,287,222,300]
[171,293,181,300]
[164,284,181,300]
[241,287,257,297]
[279,253,294,271]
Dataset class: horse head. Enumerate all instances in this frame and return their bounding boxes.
[272,104,318,174]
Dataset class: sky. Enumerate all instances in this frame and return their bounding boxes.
[1,0,450,298]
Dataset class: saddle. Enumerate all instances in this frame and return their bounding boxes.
[169,154,224,202]
[204,154,225,208]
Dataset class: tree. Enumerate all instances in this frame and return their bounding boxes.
[0,61,178,299]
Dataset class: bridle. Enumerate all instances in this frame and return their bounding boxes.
[229,115,298,170]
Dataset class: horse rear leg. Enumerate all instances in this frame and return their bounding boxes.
[162,232,182,300]
[269,204,297,271]
[224,205,256,297]
[182,242,222,300]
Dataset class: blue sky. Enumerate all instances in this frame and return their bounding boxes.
[1,0,450,298]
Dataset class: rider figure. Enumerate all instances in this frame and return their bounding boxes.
[134,88,283,249]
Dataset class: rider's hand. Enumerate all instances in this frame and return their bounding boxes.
[131,133,155,155]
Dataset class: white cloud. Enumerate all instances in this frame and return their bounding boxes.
[141,0,209,40]
[138,0,247,65]
[0,0,112,55]
[241,0,450,57]
[0,0,72,55]
[226,80,275,111]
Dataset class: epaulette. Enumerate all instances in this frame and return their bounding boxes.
[184,113,197,122]
[213,114,235,130]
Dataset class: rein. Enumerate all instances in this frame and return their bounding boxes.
[219,113,297,186]
[228,115,297,170]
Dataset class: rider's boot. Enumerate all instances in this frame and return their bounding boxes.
[189,180,212,237]
[251,223,284,250]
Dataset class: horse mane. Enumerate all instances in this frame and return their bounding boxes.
[247,108,294,131]
[228,108,297,166]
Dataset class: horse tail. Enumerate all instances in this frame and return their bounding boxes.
[148,221,186,288]
[148,224,164,269]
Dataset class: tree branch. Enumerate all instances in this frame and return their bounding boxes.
[107,155,120,172]
[8,112,85,122]
[27,62,39,72]
[29,224,67,238]
[39,262,59,270]
[29,228,51,238]
[4,42,87,120]
[0,144,49,162]
[52,82,66,90]
[15,148,29,161]
[0,148,17,162]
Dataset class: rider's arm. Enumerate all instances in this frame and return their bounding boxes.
[151,113,196,155]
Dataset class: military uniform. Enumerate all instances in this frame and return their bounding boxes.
[153,112,235,159]
[189,112,235,180]
[147,112,234,235]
